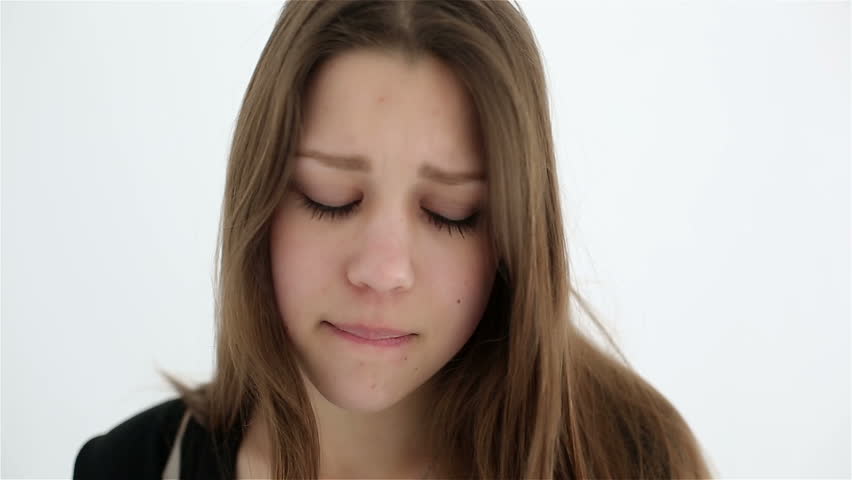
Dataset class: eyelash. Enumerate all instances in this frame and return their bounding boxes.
[297,193,480,239]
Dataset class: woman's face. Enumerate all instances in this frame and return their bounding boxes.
[268,48,496,413]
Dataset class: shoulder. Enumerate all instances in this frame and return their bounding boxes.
[73,397,186,480]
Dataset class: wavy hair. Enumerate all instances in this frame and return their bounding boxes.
[162,1,715,478]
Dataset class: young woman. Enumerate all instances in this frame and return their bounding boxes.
[74,1,714,478]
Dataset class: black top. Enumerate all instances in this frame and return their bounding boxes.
[73,397,245,480]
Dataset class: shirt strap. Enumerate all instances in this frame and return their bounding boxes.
[162,410,191,480]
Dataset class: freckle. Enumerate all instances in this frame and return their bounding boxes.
[456,298,461,304]
[377,95,385,103]
[403,356,408,361]
[370,383,376,389]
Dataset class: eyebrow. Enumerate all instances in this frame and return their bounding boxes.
[295,149,486,186]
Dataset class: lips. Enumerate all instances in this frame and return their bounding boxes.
[325,322,414,340]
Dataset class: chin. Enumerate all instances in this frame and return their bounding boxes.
[311,374,414,413]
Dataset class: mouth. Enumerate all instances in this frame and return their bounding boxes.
[322,321,417,347]
[328,322,414,339]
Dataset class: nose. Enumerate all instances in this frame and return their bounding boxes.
[346,211,415,295]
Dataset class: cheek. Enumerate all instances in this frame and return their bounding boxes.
[269,210,338,328]
[428,238,496,332]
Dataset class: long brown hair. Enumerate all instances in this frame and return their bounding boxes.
[161,0,715,477]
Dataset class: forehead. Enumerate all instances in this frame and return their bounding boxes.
[299,49,482,167]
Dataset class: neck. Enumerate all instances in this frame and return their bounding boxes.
[306,375,435,479]
[240,376,438,479]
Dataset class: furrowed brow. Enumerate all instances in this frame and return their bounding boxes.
[295,149,486,186]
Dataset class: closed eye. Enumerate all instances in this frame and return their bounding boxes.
[297,193,480,239]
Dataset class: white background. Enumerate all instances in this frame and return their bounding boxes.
[2,1,848,478]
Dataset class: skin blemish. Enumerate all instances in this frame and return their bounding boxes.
[456,298,461,304]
